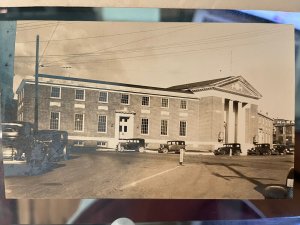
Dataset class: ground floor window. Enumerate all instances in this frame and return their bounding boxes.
[74,113,84,131]
[97,141,107,147]
[179,121,187,136]
[74,140,84,146]
[50,112,60,130]
[98,115,107,133]
[141,118,149,134]
[161,120,168,135]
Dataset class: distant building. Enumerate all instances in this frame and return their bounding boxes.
[17,74,265,153]
[257,112,273,145]
[273,119,295,145]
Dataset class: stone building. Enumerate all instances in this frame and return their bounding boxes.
[17,74,264,153]
[257,112,273,145]
[273,119,295,145]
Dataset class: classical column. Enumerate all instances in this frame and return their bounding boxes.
[227,100,235,143]
[237,102,246,144]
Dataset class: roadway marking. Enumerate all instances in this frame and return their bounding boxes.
[119,166,180,190]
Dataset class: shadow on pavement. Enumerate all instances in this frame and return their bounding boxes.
[203,162,282,197]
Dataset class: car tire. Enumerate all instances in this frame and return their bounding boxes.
[138,147,145,152]
[120,146,125,152]
[283,150,287,155]
[162,148,168,154]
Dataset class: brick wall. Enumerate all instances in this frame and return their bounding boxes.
[20,83,201,149]
[198,96,223,143]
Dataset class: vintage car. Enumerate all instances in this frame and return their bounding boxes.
[214,143,241,155]
[271,144,293,155]
[158,141,186,154]
[1,122,34,160]
[116,138,145,152]
[34,130,69,161]
[247,143,271,156]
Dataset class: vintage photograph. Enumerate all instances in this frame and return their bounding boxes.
[1,20,295,199]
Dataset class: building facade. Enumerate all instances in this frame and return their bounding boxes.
[17,74,263,153]
[273,119,295,145]
[257,112,273,145]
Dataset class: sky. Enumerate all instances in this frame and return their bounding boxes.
[13,21,295,120]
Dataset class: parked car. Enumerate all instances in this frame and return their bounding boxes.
[214,143,241,155]
[34,130,69,161]
[271,144,293,155]
[158,141,186,154]
[1,122,34,160]
[247,143,271,156]
[116,138,145,152]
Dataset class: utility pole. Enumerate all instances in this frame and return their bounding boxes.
[34,35,39,133]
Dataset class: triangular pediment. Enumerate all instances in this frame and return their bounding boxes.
[167,76,262,99]
[187,76,262,99]
[216,77,262,99]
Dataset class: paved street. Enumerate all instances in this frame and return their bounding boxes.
[4,151,294,199]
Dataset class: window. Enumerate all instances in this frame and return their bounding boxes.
[141,118,149,134]
[161,120,168,135]
[161,98,169,108]
[121,94,129,104]
[179,121,187,136]
[97,141,107,147]
[99,91,108,103]
[51,86,61,98]
[50,112,60,130]
[75,89,85,100]
[180,100,187,109]
[74,140,84,146]
[98,115,107,133]
[142,96,150,106]
[74,113,84,131]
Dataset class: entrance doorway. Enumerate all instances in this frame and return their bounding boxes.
[115,113,135,139]
[119,116,130,139]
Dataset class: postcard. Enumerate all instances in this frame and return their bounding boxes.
[1,20,295,199]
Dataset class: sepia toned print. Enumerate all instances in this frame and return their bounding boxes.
[1,21,295,199]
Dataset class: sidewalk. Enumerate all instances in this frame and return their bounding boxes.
[3,160,31,176]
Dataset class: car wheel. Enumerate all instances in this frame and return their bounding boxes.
[138,147,145,152]
[235,151,241,156]
[267,150,271,155]
[283,150,287,155]
[120,146,125,152]
[162,148,168,154]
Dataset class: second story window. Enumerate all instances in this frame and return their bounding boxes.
[75,89,85,100]
[121,94,129,105]
[142,96,150,106]
[99,91,108,103]
[161,98,169,108]
[51,86,61,98]
[180,100,187,109]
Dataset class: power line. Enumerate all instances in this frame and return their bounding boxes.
[38,36,284,66]
[15,24,188,44]
[14,27,284,64]
[39,22,60,64]
[39,27,284,65]
[40,24,213,66]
